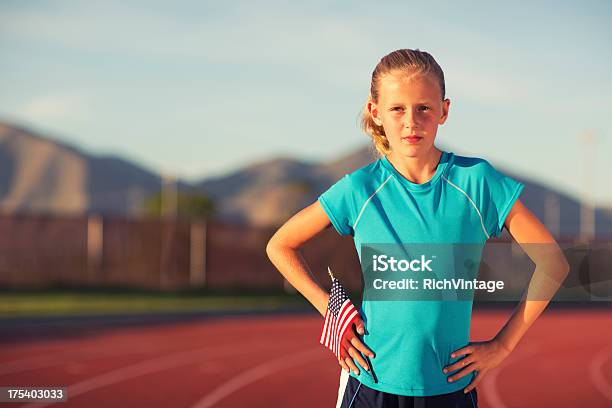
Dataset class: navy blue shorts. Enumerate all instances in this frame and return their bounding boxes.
[338,374,478,408]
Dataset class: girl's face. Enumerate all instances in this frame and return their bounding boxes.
[368,71,450,158]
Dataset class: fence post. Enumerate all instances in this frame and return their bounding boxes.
[190,218,207,287]
[86,215,103,284]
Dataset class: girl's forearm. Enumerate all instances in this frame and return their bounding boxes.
[266,242,330,317]
[494,258,570,352]
[494,299,549,353]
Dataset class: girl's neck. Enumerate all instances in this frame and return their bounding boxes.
[386,147,443,185]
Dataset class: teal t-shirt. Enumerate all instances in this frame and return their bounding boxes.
[318,150,524,396]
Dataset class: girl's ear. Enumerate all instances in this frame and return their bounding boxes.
[368,101,383,127]
[439,98,451,125]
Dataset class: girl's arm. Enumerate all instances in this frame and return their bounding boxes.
[493,198,571,353]
[266,201,333,317]
[444,199,571,393]
[266,200,375,375]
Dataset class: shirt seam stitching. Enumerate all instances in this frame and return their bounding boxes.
[352,175,393,231]
[441,175,490,240]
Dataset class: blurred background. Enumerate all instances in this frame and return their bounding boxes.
[0,1,611,407]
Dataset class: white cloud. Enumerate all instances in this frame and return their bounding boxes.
[0,2,378,88]
[0,2,542,102]
[0,3,364,59]
[19,93,90,123]
[447,69,530,101]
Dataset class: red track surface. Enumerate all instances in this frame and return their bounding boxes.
[1,309,611,407]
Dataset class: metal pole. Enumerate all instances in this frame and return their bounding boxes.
[578,132,596,242]
[544,192,560,239]
[160,173,178,289]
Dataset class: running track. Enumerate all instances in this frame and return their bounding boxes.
[1,308,611,407]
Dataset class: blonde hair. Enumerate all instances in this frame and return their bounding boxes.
[359,49,446,157]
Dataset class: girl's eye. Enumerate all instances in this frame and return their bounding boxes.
[391,106,430,112]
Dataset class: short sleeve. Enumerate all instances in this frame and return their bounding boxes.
[482,161,525,238]
[317,174,355,236]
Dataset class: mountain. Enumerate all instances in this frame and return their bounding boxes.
[1,121,611,238]
[0,122,161,216]
[194,147,381,225]
[195,146,612,238]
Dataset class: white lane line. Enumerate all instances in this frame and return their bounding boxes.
[20,341,275,408]
[480,346,539,408]
[589,344,612,402]
[191,348,325,408]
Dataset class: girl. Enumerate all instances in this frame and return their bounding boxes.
[266,49,569,408]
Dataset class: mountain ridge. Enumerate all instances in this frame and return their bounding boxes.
[1,121,610,237]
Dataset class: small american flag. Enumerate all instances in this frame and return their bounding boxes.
[319,266,360,359]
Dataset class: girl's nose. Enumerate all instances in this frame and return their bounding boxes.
[403,110,419,128]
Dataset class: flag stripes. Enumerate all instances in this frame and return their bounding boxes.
[319,269,359,359]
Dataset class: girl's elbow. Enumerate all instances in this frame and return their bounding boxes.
[555,251,571,275]
[560,257,571,278]
[266,233,290,260]
[543,256,571,280]
[266,236,279,260]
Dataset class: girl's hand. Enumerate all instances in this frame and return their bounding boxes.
[337,317,375,375]
[442,339,512,393]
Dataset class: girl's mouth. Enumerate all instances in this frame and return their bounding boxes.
[401,136,423,143]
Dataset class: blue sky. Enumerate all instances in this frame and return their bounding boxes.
[1,0,611,205]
